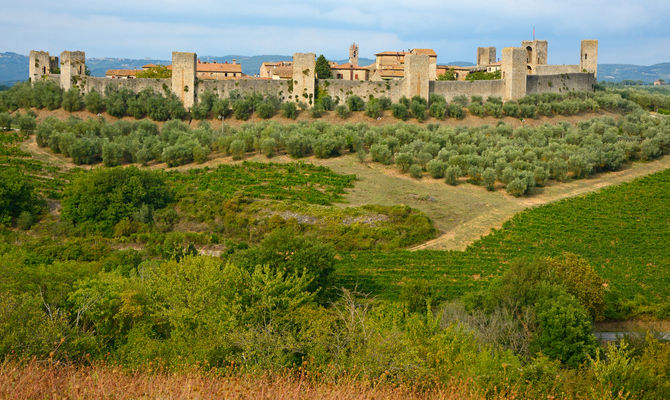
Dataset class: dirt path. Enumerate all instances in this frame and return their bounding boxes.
[410,155,670,250]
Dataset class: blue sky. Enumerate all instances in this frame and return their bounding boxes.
[2,0,668,64]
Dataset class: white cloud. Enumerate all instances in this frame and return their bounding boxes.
[1,0,668,63]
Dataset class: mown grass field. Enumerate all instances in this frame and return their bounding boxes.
[334,168,670,317]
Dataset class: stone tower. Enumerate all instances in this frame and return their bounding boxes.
[60,51,85,91]
[580,40,598,78]
[477,47,496,66]
[404,54,430,101]
[29,51,58,83]
[521,40,548,73]
[292,53,316,104]
[349,43,359,67]
[171,51,197,109]
[502,47,527,101]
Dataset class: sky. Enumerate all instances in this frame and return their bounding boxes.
[1,0,669,65]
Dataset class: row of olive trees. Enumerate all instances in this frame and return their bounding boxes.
[2,80,658,124]
[33,109,669,195]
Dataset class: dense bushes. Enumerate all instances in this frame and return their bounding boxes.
[61,167,173,234]
[0,167,45,227]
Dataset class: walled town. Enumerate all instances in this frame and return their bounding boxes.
[29,39,598,109]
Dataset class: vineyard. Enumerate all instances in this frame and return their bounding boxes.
[334,168,670,318]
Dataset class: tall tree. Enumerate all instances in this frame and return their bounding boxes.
[315,54,332,79]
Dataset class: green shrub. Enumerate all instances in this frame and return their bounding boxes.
[335,104,350,119]
[311,103,324,118]
[230,139,246,160]
[379,97,392,110]
[426,159,446,178]
[281,101,298,119]
[391,103,409,120]
[84,90,105,114]
[395,152,414,173]
[429,102,447,119]
[483,168,496,190]
[506,177,528,196]
[346,95,365,112]
[0,167,45,226]
[410,99,427,122]
[468,103,485,117]
[503,101,520,118]
[260,138,276,158]
[256,101,276,119]
[409,164,423,179]
[0,112,11,130]
[365,98,383,118]
[447,103,465,119]
[61,167,173,234]
[370,143,392,165]
[445,166,461,185]
[16,114,36,134]
[485,102,503,118]
[62,88,84,112]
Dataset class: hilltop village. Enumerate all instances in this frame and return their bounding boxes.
[29,39,598,108]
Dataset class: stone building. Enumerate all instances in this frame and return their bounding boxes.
[259,61,292,79]
[106,69,139,79]
[29,51,59,82]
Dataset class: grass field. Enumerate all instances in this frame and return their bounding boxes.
[334,168,670,318]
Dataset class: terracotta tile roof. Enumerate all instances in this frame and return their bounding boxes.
[272,65,293,79]
[142,64,159,69]
[375,51,409,56]
[411,48,437,56]
[106,69,138,77]
[197,61,242,73]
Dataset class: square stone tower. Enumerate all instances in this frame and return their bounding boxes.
[291,53,316,104]
[404,54,430,101]
[349,43,359,67]
[502,47,527,101]
[29,51,56,83]
[60,51,85,91]
[477,47,496,66]
[521,40,548,73]
[171,51,197,109]
[580,40,598,78]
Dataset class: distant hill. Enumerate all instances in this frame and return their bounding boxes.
[598,63,670,83]
[1,52,668,85]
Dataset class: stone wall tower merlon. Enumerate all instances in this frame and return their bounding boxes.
[171,51,197,109]
[29,50,54,83]
[349,43,359,67]
[291,53,316,104]
[404,54,430,101]
[580,39,598,78]
[502,47,527,101]
[60,51,85,91]
[521,40,548,73]
[477,47,496,66]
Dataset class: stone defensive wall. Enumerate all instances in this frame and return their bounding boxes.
[198,79,290,101]
[430,80,504,101]
[533,65,581,75]
[321,79,405,103]
[30,44,598,108]
[526,73,597,95]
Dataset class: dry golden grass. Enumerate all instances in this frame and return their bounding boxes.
[0,359,522,400]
